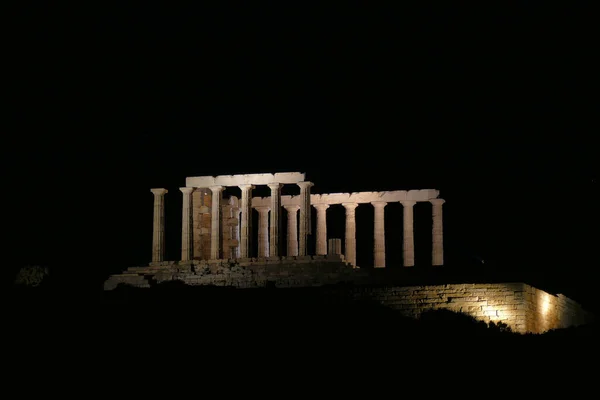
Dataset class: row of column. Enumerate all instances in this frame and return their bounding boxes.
[341,200,445,267]
[252,198,445,266]
[151,182,312,262]
[152,188,444,267]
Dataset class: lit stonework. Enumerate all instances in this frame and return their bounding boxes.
[256,206,270,257]
[400,200,416,267]
[267,183,282,257]
[297,181,313,256]
[372,201,386,268]
[230,201,240,259]
[179,187,194,261]
[210,186,224,259]
[343,202,358,267]
[150,188,168,263]
[431,198,445,266]
[107,173,593,335]
[239,184,254,258]
[313,204,329,256]
[284,205,300,256]
[151,172,445,268]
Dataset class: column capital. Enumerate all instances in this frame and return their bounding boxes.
[283,205,301,212]
[151,188,168,196]
[342,202,358,210]
[297,181,314,190]
[179,187,195,194]
[430,198,446,206]
[400,200,416,207]
[313,203,330,211]
[238,184,255,191]
[267,182,283,190]
[255,205,270,212]
[209,185,225,193]
[371,201,387,208]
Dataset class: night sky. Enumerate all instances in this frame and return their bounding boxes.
[6,4,598,309]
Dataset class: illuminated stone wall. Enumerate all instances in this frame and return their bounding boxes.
[104,259,591,334]
[327,283,590,334]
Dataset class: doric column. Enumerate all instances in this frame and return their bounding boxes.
[209,186,224,259]
[231,207,241,258]
[267,183,282,257]
[328,238,342,255]
[431,198,445,266]
[297,181,314,256]
[179,187,194,261]
[371,201,387,268]
[256,206,270,257]
[284,205,300,256]
[150,188,168,263]
[221,203,232,259]
[313,204,329,255]
[400,200,416,267]
[342,203,358,267]
[239,184,254,258]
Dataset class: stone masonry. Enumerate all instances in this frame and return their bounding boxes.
[104,257,592,334]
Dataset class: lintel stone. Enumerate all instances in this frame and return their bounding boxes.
[252,189,440,207]
[186,172,306,188]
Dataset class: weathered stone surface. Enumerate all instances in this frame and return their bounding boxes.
[150,188,167,263]
[186,172,306,187]
[252,190,440,207]
[104,260,592,334]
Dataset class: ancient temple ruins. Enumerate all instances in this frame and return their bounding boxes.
[105,171,592,334]
[150,172,445,268]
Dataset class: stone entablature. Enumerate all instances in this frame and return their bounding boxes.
[251,189,440,207]
[186,172,306,187]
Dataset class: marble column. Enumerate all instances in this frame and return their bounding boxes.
[297,181,313,256]
[210,186,224,259]
[314,204,329,255]
[239,184,254,258]
[372,201,387,268]
[221,203,232,259]
[267,183,282,257]
[328,238,342,255]
[179,187,194,261]
[231,207,241,258]
[342,203,358,267]
[150,188,168,263]
[284,205,300,256]
[431,198,445,266]
[400,200,416,267]
[256,206,270,257]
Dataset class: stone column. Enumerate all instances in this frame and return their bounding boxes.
[400,200,416,267]
[231,207,241,258]
[221,203,232,259]
[328,238,342,255]
[372,201,387,268]
[150,188,168,263]
[313,204,329,255]
[209,186,224,259]
[239,184,254,258]
[179,187,194,261]
[267,183,282,257]
[256,206,270,257]
[431,198,445,266]
[297,181,313,256]
[342,203,358,267]
[283,205,300,256]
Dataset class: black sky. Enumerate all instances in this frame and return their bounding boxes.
[5,3,598,306]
